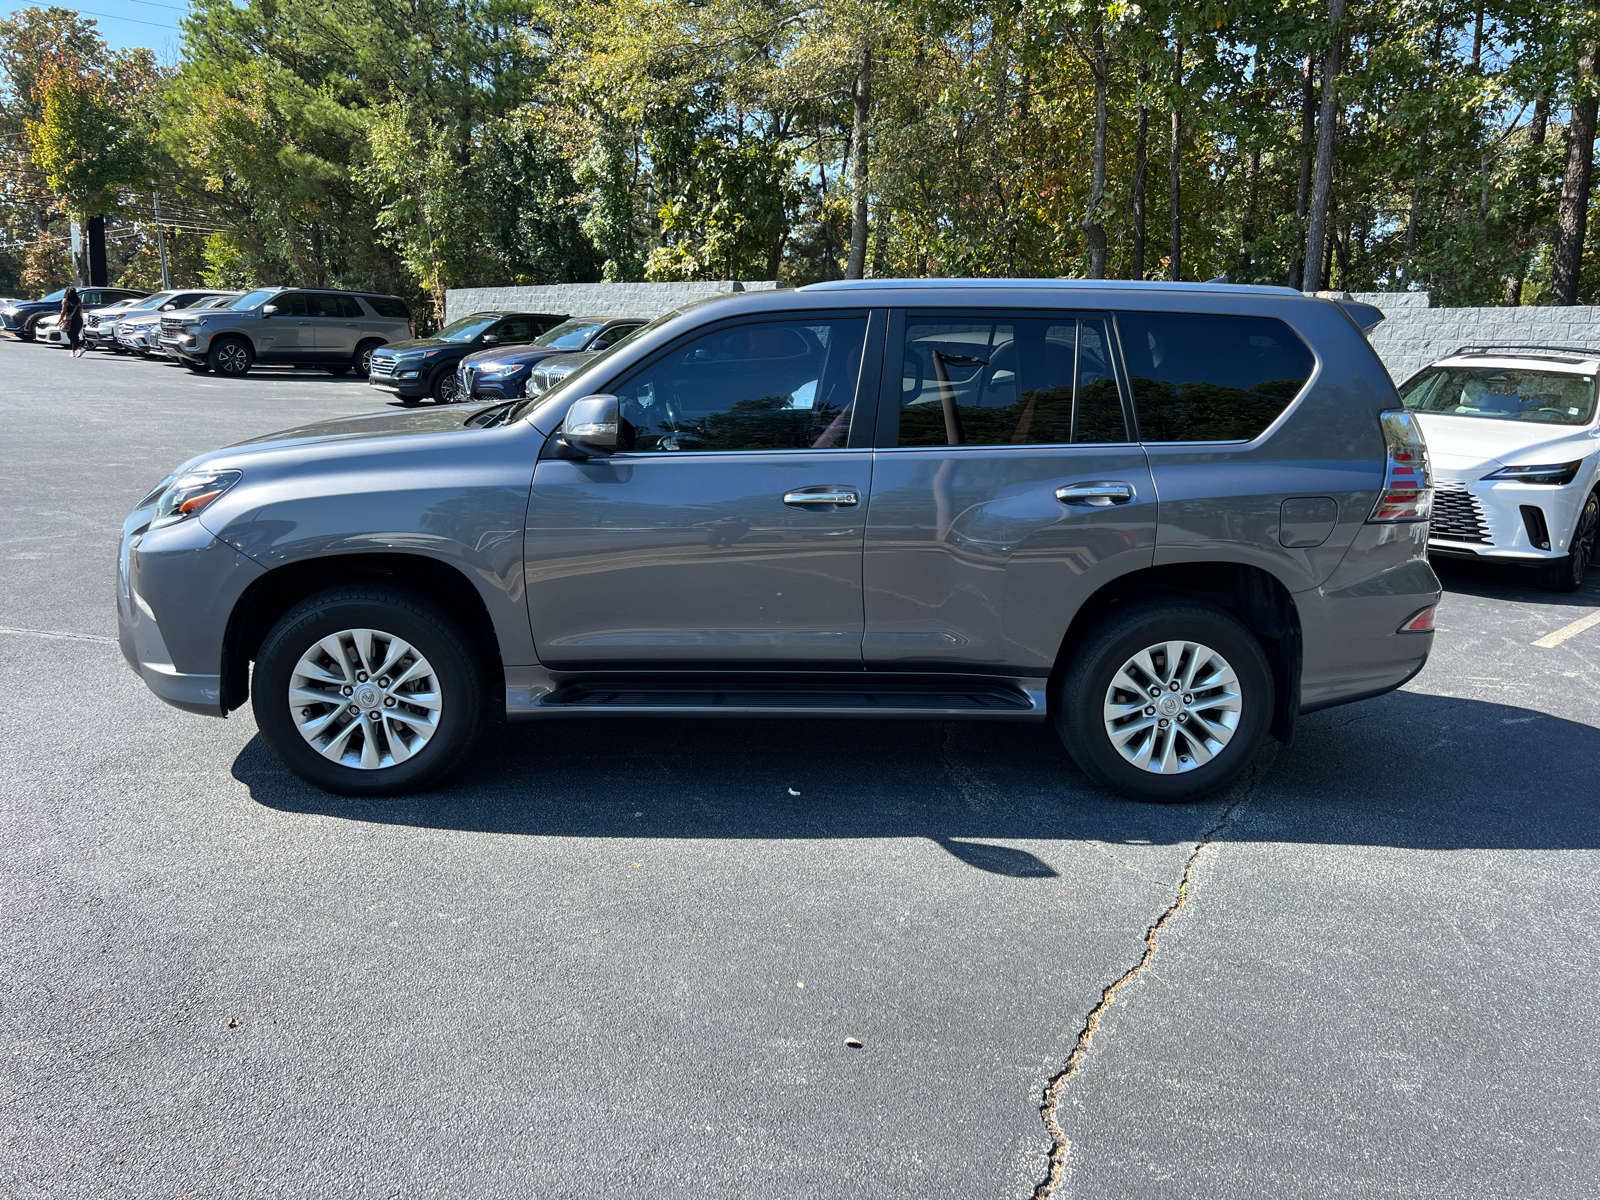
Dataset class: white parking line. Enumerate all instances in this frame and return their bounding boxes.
[1532,609,1600,649]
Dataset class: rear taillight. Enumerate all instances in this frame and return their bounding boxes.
[1368,409,1432,523]
[408,319,415,339]
[1398,606,1436,633]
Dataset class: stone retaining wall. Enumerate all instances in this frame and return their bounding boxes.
[1348,291,1600,382]
[443,281,781,325]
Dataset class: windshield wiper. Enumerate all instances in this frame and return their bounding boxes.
[464,399,520,428]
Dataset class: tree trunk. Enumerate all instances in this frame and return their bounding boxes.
[1239,146,1260,277]
[1081,19,1107,280]
[1531,93,1549,146]
[845,43,873,280]
[1289,52,1315,290]
[1169,34,1183,281]
[1084,19,1109,278]
[1304,0,1345,292]
[1133,63,1149,280]
[1552,40,1598,306]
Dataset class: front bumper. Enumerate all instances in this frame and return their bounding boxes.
[1428,471,1588,563]
[118,511,266,717]
[368,359,432,397]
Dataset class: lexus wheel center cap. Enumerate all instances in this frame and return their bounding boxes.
[1158,695,1183,716]
[356,685,381,708]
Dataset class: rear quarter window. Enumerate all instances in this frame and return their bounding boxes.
[1117,312,1314,442]
[363,296,411,320]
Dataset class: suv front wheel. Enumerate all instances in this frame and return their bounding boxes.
[1056,601,1273,804]
[252,586,485,796]
[209,336,254,377]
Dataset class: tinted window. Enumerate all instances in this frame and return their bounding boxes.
[614,318,868,453]
[363,296,410,319]
[490,316,535,342]
[335,296,364,318]
[897,314,1128,447]
[1400,366,1597,426]
[1117,312,1313,442]
[594,322,644,349]
[271,292,312,317]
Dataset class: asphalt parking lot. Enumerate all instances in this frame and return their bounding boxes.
[2,339,1597,1200]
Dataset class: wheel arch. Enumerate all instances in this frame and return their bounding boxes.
[221,553,504,718]
[1050,561,1303,746]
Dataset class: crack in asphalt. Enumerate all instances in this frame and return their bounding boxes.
[1031,766,1260,1200]
[0,625,118,646]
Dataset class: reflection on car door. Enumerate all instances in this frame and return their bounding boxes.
[863,309,1157,675]
[258,291,315,362]
[525,313,881,668]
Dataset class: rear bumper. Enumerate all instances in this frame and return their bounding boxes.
[1297,521,1440,713]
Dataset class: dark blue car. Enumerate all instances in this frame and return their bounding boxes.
[2,286,149,341]
[456,315,648,401]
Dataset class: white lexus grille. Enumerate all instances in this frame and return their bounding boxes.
[1429,483,1492,545]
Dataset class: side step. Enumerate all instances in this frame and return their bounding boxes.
[532,679,1046,719]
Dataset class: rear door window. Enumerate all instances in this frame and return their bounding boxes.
[614,318,868,452]
[896,313,1129,446]
[1116,312,1314,442]
[362,296,410,320]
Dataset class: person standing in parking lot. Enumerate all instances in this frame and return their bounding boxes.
[60,287,84,357]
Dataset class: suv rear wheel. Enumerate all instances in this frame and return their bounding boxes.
[209,336,253,377]
[251,586,485,796]
[1535,491,1597,592]
[1056,601,1273,804]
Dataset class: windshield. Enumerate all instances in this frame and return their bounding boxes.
[191,295,234,310]
[1400,366,1598,426]
[121,291,178,313]
[510,311,680,425]
[534,319,605,349]
[42,289,66,301]
[230,289,277,310]
[431,316,499,343]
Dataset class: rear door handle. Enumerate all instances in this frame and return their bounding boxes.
[1055,481,1136,507]
[783,487,860,509]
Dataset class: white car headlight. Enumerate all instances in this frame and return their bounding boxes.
[1483,462,1583,486]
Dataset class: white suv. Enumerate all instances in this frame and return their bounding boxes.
[1398,346,1600,591]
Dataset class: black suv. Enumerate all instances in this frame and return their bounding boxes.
[368,312,568,404]
[3,287,149,341]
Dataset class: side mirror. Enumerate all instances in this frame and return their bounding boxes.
[160,303,176,311]
[557,395,620,457]
[261,304,278,317]
[481,333,500,345]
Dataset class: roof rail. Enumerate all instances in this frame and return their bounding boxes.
[1449,344,1600,360]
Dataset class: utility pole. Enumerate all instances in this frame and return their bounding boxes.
[153,191,170,288]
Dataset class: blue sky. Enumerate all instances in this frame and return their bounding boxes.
[1,0,188,59]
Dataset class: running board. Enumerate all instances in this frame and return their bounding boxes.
[506,672,1048,720]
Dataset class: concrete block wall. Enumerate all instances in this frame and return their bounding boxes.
[444,281,781,325]
[1347,291,1600,383]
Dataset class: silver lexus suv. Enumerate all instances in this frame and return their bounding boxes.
[117,280,1439,803]
[161,286,412,377]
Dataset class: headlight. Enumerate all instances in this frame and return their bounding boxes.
[149,469,241,529]
[1483,461,1583,486]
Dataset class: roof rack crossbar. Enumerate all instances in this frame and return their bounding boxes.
[1449,344,1600,360]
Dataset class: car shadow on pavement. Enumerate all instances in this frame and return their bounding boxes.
[234,691,1600,868]
[1433,555,1600,608]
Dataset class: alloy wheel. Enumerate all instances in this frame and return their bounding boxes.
[217,342,250,374]
[1102,640,1242,774]
[288,627,442,770]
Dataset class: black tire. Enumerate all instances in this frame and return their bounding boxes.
[1055,601,1274,804]
[327,364,350,376]
[355,339,384,378]
[1535,491,1598,592]
[432,367,462,404]
[251,586,485,797]
[400,396,422,407]
[208,336,254,376]
[184,361,210,373]
[17,315,39,343]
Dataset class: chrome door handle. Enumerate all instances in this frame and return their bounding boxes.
[783,487,860,509]
[1055,482,1136,507]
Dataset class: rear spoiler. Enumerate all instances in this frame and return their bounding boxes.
[1308,290,1384,334]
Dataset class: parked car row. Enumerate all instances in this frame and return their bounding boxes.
[3,284,650,403]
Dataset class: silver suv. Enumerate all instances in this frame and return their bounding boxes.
[160,286,412,377]
[117,280,1439,803]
